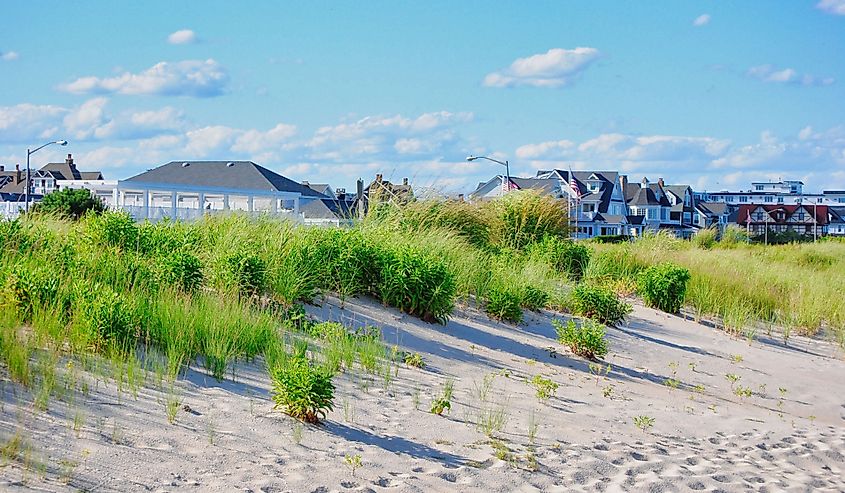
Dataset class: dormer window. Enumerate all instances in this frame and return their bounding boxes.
[587,181,601,193]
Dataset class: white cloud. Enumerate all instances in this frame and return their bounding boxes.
[817,0,845,15]
[747,65,835,86]
[232,123,298,154]
[167,29,197,45]
[63,98,111,140]
[1,51,20,61]
[483,47,601,88]
[61,59,229,97]
[693,14,711,26]
[0,103,67,143]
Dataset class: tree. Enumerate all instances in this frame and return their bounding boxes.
[32,188,105,220]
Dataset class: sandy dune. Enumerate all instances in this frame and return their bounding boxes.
[2,296,844,492]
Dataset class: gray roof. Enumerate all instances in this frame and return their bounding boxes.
[535,169,620,213]
[697,201,730,215]
[301,197,353,219]
[663,185,691,198]
[595,213,627,224]
[829,206,845,222]
[625,182,670,206]
[41,162,103,181]
[124,161,326,197]
[510,177,561,196]
[303,183,333,197]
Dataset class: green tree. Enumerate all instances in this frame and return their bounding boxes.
[32,188,105,220]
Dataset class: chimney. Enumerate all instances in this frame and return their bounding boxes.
[66,153,74,166]
[336,188,346,201]
[0,165,4,172]
[640,177,649,189]
[375,173,383,183]
[356,178,365,218]
[619,175,628,193]
[301,180,309,185]
[402,177,408,186]
[15,164,21,184]
[658,177,664,188]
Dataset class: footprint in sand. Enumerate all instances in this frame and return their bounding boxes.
[630,452,649,462]
[687,480,706,490]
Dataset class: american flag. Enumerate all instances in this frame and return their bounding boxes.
[568,168,580,201]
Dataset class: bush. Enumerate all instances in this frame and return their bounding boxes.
[224,250,266,296]
[691,227,718,249]
[487,190,569,250]
[485,285,523,323]
[85,210,138,250]
[31,188,105,220]
[157,251,203,292]
[720,225,749,247]
[570,284,631,325]
[553,318,608,360]
[637,263,691,314]
[74,283,135,350]
[1,265,60,321]
[520,285,549,311]
[270,349,335,423]
[529,236,590,280]
[373,243,455,323]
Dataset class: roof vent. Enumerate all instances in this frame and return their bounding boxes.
[181,162,190,167]
[226,162,235,167]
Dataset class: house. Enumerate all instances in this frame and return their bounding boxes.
[662,184,698,238]
[694,201,733,231]
[302,182,336,199]
[828,207,845,237]
[365,174,414,208]
[115,160,326,222]
[469,175,561,201]
[736,204,828,238]
[301,197,354,226]
[622,176,672,234]
[537,170,630,238]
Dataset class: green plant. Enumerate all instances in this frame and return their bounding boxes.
[270,349,335,424]
[637,263,691,314]
[633,415,655,433]
[344,454,362,477]
[725,373,741,389]
[404,352,425,368]
[731,354,743,364]
[530,375,558,401]
[224,249,266,296]
[602,385,614,399]
[476,405,508,437]
[485,284,523,323]
[430,379,454,415]
[733,385,752,398]
[528,236,591,280]
[553,318,609,360]
[570,284,631,325]
[32,188,105,220]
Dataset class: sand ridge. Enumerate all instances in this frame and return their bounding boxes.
[1,296,844,492]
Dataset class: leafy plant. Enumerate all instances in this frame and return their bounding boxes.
[403,352,425,368]
[270,349,335,424]
[430,379,454,416]
[633,415,655,433]
[530,375,558,401]
[570,284,631,325]
[637,263,691,314]
[32,188,105,220]
[485,284,523,323]
[224,249,266,296]
[344,454,362,477]
[553,318,609,360]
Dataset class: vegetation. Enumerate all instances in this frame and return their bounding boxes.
[270,346,335,424]
[31,188,105,220]
[636,263,691,314]
[569,284,631,325]
[553,318,609,360]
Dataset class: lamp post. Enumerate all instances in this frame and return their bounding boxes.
[467,155,511,195]
[25,140,67,212]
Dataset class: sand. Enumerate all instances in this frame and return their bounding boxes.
[1,296,844,492]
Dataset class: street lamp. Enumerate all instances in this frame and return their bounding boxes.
[25,139,67,212]
[467,155,511,194]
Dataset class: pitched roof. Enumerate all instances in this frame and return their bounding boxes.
[303,183,333,197]
[40,162,103,181]
[736,204,829,225]
[509,177,561,196]
[625,182,669,206]
[535,169,620,213]
[124,161,326,197]
[829,207,845,222]
[301,197,353,220]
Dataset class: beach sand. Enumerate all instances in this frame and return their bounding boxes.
[1,296,843,492]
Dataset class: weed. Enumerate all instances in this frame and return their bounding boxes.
[633,415,655,433]
[342,398,355,423]
[344,454,362,477]
[569,284,631,325]
[637,263,691,314]
[476,405,508,437]
[292,422,304,445]
[554,318,609,360]
[731,354,743,364]
[725,373,741,389]
[530,375,558,401]
[602,385,614,399]
[733,386,753,399]
[404,352,425,368]
[270,346,335,424]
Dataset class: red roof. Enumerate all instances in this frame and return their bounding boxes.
[736,204,829,225]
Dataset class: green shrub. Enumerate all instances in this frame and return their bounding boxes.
[224,250,266,296]
[719,224,749,246]
[528,236,590,280]
[1,265,60,321]
[637,263,691,314]
[691,227,718,249]
[31,188,105,220]
[156,251,203,292]
[373,243,455,323]
[138,220,201,255]
[553,318,609,360]
[85,210,138,250]
[485,285,523,323]
[520,285,549,311]
[487,190,569,250]
[74,284,135,350]
[270,349,335,423]
[570,284,631,325]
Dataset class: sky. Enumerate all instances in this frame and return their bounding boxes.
[2,1,844,194]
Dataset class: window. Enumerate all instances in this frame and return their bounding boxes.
[647,208,658,220]
[765,196,773,203]
[727,196,734,202]
[755,185,764,191]
[660,208,667,220]
[739,196,747,202]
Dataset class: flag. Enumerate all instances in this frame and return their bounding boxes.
[568,167,581,202]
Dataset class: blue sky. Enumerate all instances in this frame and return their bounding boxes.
[2,1,844,193]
